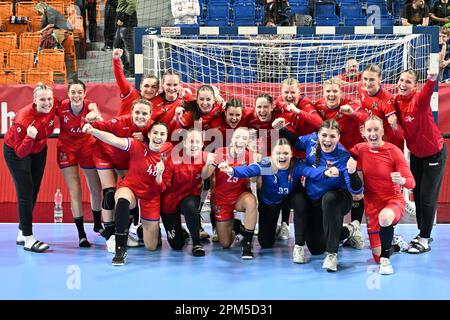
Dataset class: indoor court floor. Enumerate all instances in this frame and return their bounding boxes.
[0,223,449,300]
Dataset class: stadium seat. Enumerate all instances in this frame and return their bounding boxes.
[7,48,34,70]
[339,3,364,18]
[16,2,39,19]
[0,2,12,21]
[315,16,340,26]
[37,48,66,83]
[0,32,17,51]
[0,68,21,84]
[343,16,368,26]
[24,68,54,84]
[19,32,41,53]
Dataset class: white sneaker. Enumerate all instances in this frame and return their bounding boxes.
[127,235,141,247]
[292,244,306,264]
[16,229,25,245]
[106,235,116,254]
[277,222,289,240]
[344,220,364,250]
[322,252,338,272]
[379,257,394,275]
[212,228,219,242]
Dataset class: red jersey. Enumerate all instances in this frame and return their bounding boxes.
[117,140,172,199]
[314,98,365,150]
[161,151,207,214]
[212,147,251,205]
[351,142,415,201]
[56,99,95,152]
[358,84,397,131]
[92,115,152,168]
[178,102,223,129]
[207,107,254,150]
[274,95,323,135]
[151,92,196,125]
[5,103,56,158]
[337,72,362,83]
[395,79,444,158]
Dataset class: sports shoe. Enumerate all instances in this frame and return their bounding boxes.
[391,235,409,253]
[292,244,306,264]
[112,246,127,266]
[106,235,116,254]
[16,229,25,245]
[278,222,290,240]
[241,241,254,260]
[199,224,210,241]
[211,228,219,242]
[343,220,364,250]
[322,252,338,272]
[127,235,141,247]
[192,244,206,257]
[379,257,394,275]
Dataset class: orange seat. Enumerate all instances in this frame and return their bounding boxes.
[7,48,34,70]
[0,68,21,84]
[20,32,41,53]
[31,15,42,32]
[16,2,39,19]
[0,32,17,51]
[46,1,66,16]
[0,49,4,68]
[5,20,31,37]
[24,68,54,84]
[37,48,66,82]
[0,2,12,21]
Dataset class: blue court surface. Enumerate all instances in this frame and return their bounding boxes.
[0,223,449,300]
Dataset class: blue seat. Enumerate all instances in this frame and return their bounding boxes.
[339,3,363,18]
[290,4,309,15]
[232,17,257,26]
[207,4,229,19]
[344,16,368,26]
[315,2,337,18]
[233,3,256,19]
[315,16,340,26]
[204,18,229,26]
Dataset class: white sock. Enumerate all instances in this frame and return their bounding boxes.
[24,235,36,248]
[418,237,429,249]
[17,229,24,239]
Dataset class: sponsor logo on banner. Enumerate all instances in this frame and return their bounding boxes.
[161,27,181,36]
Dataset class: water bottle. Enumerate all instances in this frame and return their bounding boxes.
[54,189,63,223]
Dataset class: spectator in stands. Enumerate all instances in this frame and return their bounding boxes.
[113,0,137,78]
[102,0,117,51]
[430,0,450,26]
[35,1,74,33]
[336,57,361,85]
[264,0,292,26]
[80,0,98,43]
[402,0,430,26]
[439,27,450,81]
[171,0,200,26]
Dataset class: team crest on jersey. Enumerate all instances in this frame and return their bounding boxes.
[49,120,54,127]
[404,116,415,122]
[63,115,70,123]
[326,160,334,168]
[335,111,343,120]
[59,152,67,161]
[371,103,378,110]
[17,127,21,133]
[112,119,117,123]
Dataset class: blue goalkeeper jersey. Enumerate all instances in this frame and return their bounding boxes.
[232,157,325,205]
[295,132,363,200]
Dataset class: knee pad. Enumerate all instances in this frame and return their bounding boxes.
[102,187,116,210]
[203,178,211,191]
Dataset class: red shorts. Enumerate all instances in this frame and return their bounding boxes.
[366,198,404,249]
[57,145,95,169]
[92,145,114,170]
[139,198,161,221]
[212,200,237,222]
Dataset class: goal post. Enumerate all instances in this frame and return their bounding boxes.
[134,26,439,114]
